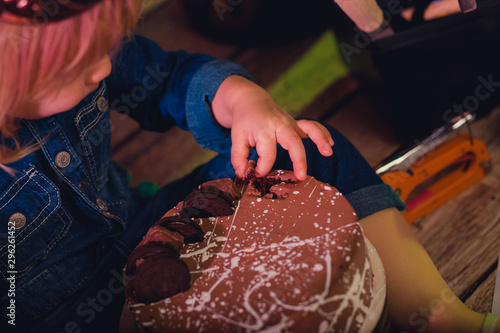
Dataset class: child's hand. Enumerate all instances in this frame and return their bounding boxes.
[212,75,334,180]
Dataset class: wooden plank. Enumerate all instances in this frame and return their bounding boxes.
[464,268,498,313]
[111,126,205,187]
[410,107,500,312]
[414,190,500,301]
[298,75,359,121]
[135,0,239,58]
[323,94,402,165]
[472,106,500,147]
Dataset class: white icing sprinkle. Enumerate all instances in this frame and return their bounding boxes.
[312,263,323,272]
[231,256,240,269]
[318,320,329,332]
[254,265,265,273]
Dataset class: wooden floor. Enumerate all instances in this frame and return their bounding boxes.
[111,0,500,321]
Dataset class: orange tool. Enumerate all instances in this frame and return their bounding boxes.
[374,113,491,224]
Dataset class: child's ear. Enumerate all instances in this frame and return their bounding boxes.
[86,56,112,85]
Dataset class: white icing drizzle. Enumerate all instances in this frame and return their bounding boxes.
[321,255,372,332]
[204,217,220,247]
[180,242,218,260]
[156,224,369,332]
[308,185,318,199]
[269,248,333,312]
[221,199,242,254]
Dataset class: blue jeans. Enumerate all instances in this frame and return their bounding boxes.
[39,125,403,333]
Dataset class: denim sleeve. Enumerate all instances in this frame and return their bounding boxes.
[184,59,251,153]
[106,35,251,153]
[344,184,405,220]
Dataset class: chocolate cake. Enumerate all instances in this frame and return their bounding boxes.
[123,170,387,332]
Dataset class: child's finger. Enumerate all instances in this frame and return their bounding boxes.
[253,128,278,177]
[296,120,334,156]
[231,135,251,179]
[307,120,334,146]
[277,129,307,180]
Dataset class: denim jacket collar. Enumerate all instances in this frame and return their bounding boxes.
[11,81,127,230]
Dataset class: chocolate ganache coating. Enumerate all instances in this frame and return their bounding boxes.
[125,171,374,332]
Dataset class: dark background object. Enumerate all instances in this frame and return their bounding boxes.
[334,0,500,142]
[182,0,336,45]
[183,0,500,142]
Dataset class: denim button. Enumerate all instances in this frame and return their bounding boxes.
[9,213,27,229]
[55,151,71,168]
[96,198,108,211]
[96,96,108,113]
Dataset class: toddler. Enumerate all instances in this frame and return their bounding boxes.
[0,0,497,332]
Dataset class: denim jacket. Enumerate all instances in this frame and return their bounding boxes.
[0,35,250,332]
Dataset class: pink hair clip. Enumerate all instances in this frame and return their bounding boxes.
[0,0,100,24]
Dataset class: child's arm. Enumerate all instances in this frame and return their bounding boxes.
[211,75,334,180]
[360,207,489,333]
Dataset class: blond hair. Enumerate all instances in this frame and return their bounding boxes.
[0,0,142,172]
